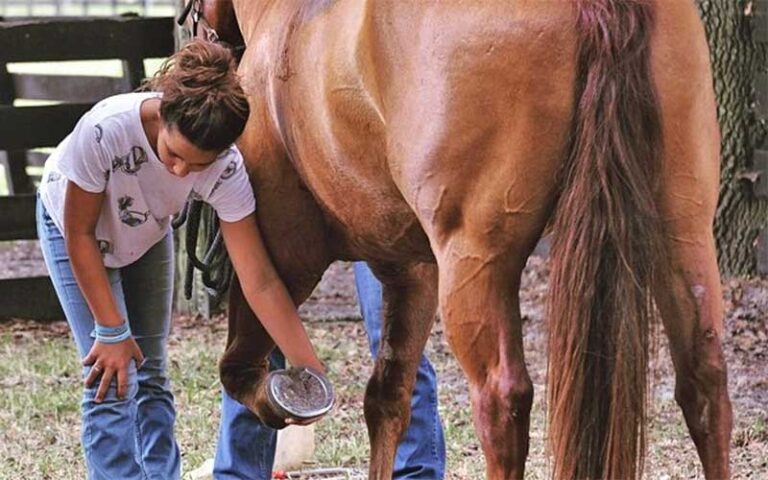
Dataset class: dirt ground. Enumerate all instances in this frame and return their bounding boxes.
[0,243,766,478]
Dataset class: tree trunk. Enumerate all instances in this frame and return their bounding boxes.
[697,0,768,275]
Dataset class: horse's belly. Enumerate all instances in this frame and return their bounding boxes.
[309,166,434,262]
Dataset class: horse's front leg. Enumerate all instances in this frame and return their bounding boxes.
[219,173,332,427]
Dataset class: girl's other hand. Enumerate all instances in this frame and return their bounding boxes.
[82,338,145,402]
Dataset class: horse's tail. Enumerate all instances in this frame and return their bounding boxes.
[546,1,663,478]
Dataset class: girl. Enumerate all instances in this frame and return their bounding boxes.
[36,40,326,479]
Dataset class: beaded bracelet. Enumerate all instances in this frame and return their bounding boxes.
[95,321,132,344]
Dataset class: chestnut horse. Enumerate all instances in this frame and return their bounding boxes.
[193,0,732,478]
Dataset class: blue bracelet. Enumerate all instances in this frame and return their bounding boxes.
[95,321,131,344]
[95,322,128,336]
[98,328,132,344]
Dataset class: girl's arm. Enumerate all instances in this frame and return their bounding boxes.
[219,213,324,373]
[64,182,122,327]
[64,181,145,401]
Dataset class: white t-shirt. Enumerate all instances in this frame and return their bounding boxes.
[39,92,256,268]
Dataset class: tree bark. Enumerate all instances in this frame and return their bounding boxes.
[697,0,768,275]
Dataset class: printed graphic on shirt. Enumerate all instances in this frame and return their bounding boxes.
[118,196,150,227]
[47,171,62,183]
[210,159,239,196]
[210,179,223,196]
[96,239,112,256]
[221,159,238,179]
[189,189,202,201]
[94,124,103,144]
[112,146,147,176]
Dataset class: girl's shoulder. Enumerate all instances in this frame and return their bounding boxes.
[205,145,245,181]
[87,92,158,126]
[192,145,248,197]
[81,92,159,145]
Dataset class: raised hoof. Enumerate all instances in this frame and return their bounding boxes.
[263,367,335,426]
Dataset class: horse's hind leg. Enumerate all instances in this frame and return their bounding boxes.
[363,262,439,480]
[653,161,733,477]
[434,233,541,480]
[654,237,731,479]
[651,3,733,475]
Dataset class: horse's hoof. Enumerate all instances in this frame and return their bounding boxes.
[263,367,334,424]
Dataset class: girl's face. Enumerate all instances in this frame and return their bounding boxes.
[157,123,219,177]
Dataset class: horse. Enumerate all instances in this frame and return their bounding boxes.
[190,1,732,478]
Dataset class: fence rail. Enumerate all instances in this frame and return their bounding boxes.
[1,0,176,17]
[0,13,176,319]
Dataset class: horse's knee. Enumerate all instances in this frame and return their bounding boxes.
[677,327,727,392]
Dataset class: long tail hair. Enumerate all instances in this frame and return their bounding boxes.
[546,1,663,478]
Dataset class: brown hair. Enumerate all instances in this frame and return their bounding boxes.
[147,39,250,152]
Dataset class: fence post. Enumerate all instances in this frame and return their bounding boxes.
[0,60,33,195]
[122,56,146,91]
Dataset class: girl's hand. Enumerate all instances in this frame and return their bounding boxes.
[82,338,145,402]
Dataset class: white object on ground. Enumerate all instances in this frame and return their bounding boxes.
[187,458,214,480]
[274,424,316,471]
[185,424,315,480]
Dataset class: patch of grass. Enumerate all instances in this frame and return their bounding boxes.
[0,330,84,479]
[0,322,226,479]
[311,322,371,469]
[1,314,767,478]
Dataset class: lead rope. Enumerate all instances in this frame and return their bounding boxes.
[172,1,237,302]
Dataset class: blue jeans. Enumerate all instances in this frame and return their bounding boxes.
[213,350,284,480]
[37,197,180,480]
[213,262,446,479]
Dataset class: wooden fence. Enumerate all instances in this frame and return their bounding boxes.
[1,0,176,17]
[0,14,176,319]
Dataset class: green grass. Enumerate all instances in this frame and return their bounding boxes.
[1,314,767,479]
[0,329,86,478]
[0,319,485,479]
[0,320,227,480]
